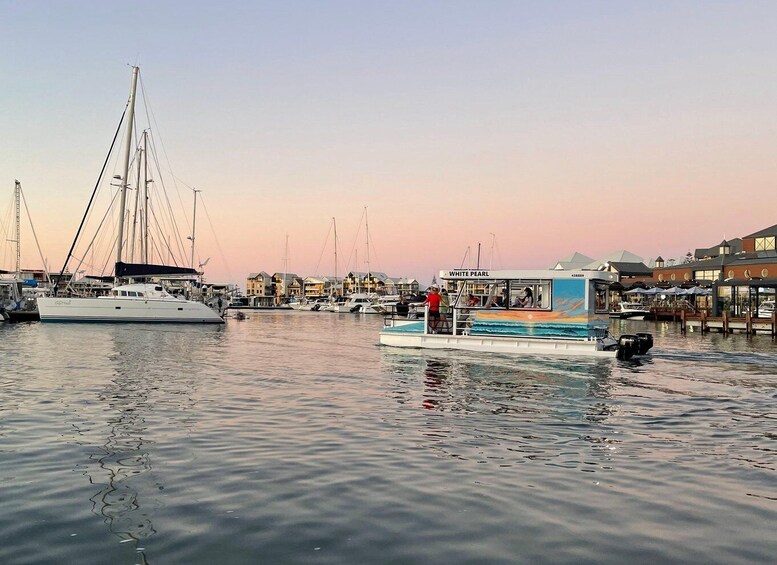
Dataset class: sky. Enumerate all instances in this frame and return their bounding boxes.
[2,1,777,286]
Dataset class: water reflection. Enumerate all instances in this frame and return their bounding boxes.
[381,349,623,472]
[72,327,208,562]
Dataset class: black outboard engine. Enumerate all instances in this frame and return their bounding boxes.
[636,333,654,355]
[617,335,639,360]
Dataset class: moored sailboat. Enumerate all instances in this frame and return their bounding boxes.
[37,66,223,324]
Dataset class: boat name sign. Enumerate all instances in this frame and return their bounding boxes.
[443,270,492,278]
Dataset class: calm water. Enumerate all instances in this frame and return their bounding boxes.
[1,314,776,564]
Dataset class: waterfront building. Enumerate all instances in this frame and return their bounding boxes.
[395,278,420,296]
[652,223,777,316]
[246,272,273,299]
[343,271,395,294]
[272,272,302,301]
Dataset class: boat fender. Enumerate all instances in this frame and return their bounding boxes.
[616,335,639,360]
[635,333,654,355]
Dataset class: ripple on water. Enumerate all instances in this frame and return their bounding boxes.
[0,317,775,564]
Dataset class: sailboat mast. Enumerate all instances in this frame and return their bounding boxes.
[489,233,495,269]
[190,188,200,269]
[333,217,338,297]
[115,65,139,272]
[14,180,21,279]
[129,138,143,262]
[364,206,370,292]
[143,131,149,264]
[283,233,289,297]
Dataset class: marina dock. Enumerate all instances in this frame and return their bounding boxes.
[680,310,777,336]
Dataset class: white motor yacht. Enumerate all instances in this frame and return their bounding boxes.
[609,302,651,320]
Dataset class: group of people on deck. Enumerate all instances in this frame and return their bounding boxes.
[404,285,536,333]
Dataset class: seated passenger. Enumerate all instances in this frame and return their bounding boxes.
[514,287,534,308]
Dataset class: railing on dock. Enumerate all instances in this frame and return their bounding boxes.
[680,310,777,336]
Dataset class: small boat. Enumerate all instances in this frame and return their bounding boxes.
[370,295,400,314]
[380,269,653,359]
[333,293,375,313]
[0,279,41,322]
[609,302,651,320]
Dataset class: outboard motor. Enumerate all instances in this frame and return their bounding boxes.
[636,333,654,355]
[617,334,639,360]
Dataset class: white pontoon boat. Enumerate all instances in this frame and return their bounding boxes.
[380,269,652,359]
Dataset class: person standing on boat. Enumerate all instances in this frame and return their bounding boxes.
[424,286,443,333]
[439,288,451,331]
[395,295,410,317]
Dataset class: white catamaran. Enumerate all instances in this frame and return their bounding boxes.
[37,66,223,324]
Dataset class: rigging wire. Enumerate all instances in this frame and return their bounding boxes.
[146,131,189,262]
[19,187,52,284]
[64,189,120,290]
[199,194,234,281]
[343,208,366,274]
[138,75,191,235]
[312,220,334,276]
[54,103,128,292]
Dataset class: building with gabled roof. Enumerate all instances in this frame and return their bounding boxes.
[551,252,594,270]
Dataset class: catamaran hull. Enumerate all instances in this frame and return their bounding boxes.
[37,297,224,323]
[379,332,616,357]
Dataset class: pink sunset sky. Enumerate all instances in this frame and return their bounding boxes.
[2,1,776,286]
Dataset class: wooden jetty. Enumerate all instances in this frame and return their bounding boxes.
[680,310,777,336]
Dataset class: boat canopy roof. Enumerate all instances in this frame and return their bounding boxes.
[115,261,198,278]
[440,269,617,283]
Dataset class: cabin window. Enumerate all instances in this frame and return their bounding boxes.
[155,286,163,291]
[137,292,144,297]
[112,290,119,296]
[120,291,128,296]
[128,291,138,297]
[508,280,550,309]
[594,284,609,313]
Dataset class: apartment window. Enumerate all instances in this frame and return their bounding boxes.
[755,236,776,251]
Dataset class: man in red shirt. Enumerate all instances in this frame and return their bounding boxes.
[424,286,443,333]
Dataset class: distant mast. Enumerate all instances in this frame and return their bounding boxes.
[333,217,338,297]
[115,66,139,276]
[364,206,370,292]
[14,180,21,279]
